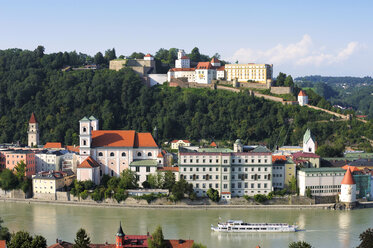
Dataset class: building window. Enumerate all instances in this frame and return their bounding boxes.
[231,183,235,189]
[110,152,114,157]
[223,184,227,189]
[122,152,126,157]
[137,152,141,157]
[136,167,140,172]
[111,170,114,176]
[83,140,87,146]
[146,167,150,172]
[148,152,152,157]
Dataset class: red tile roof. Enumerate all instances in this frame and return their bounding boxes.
[144,54,153,57]
[66,145,80,153]
[211,57,220,63]
[272,155,286,163]
[29,112,37,123]
[78,156,100,168]
[298,90,307,96]
[167,240,194,248]
[169,68,195,72]
[44,142,62,149]
[342,165,360,172]
[292,152,320,159]
[196,62,213,70]
[221,192,231,194]
[0,240,6,248]
[210,141,217,147]
[341,167,355,185]
[216,66,225,71]
[91,131,157,148]
[180,56,189,59]
[157,167,179,172]
[157,152,164,158]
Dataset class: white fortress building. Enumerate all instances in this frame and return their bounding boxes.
[339,167,356,203]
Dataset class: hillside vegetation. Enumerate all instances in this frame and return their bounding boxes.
[0,48,373,154]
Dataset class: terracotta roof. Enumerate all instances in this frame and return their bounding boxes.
[180,56,189,59]
[91,131,157,148]
[210,141,217,147]
[171,140,190,143]
[169,68,195,72]
[157,152,164,158]
[292,152,320,159]
[157,167,179,172]
[78,156,100,168]
[342,165,360,172]
[144,54,153,57]
[134,133,158,148]
[221,192,231,194]
[0,240,6,248]
[211,57,220,63]
[216,66,225,71]
[298,90,307,96]
[272,155,286,163]
[196,62,213,70]
[44,142,62,149]
[167,240,194,248]
[66,145,80,153]
[29,112,37,123]
[341,167,355,185]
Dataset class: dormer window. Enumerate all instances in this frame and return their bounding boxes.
[98,152,103,157]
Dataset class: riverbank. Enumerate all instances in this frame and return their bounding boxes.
[0,197,334,209]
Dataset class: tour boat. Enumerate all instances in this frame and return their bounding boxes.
[211,220,298,233]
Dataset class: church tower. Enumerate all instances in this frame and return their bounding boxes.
[28,113,39,147]
[115,222,125,248]
[79,116,92,161]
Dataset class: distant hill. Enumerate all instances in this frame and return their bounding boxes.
[0,48,373,155]
[295,75,373,118]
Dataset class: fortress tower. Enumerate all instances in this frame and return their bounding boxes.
[298,90,308,106]
[340,167,356,203]
[28,113,39,147]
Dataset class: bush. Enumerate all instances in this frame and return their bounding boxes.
[91,188,103,202]
[243,195,251,201]
[113,189,128,203]
[80,190,89,200]
[206,188,220,202]
[267,191,274,200]
[306,188,312,198]
[253,194,267,203]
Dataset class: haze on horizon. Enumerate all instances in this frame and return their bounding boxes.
[1,0,372,77]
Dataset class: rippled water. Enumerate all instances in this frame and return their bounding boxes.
[1,201,372,248]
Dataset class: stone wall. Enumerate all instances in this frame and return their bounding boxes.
[0,189,30,199]
[33,193,56,201]
[148,74,168,86]
[270,86,293,95]
[315,195,338,204]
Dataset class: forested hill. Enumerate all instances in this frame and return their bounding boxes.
[0,48,373,154]
[295,75,373,118]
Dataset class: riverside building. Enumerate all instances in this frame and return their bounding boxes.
[178,140,272,199]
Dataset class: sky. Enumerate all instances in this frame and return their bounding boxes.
[1,0,372,77]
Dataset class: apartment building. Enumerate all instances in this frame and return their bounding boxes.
[178,141,272,198]
[225,63,273,83]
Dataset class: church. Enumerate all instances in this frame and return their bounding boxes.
[77,116,162,185]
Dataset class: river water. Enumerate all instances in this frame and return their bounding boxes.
[0,201,372,248]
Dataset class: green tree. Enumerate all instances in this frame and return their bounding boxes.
[171,178,193,201]
[8,231,33,248]
[189,47,201,62]
[284,75,294,87]
[0,218,11,242]
[206,188,220,202]
[148,225,165,248]
[191,243,207,248]
[94,52,105,65]
[357,228,373,248]
[104,48,116,61]
[73,228,91,248]
[0,169,18,191]
[276,72,287,86]
[289,241,312,248]
[289,176,297,194]
[31,235,47,248]
[119,169,138,189]
[14,161,27,180]
[306,188,312,198]
[162,171,176,190]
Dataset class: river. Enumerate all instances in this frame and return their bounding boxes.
[0,201,372,248]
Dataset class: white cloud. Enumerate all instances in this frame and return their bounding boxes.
[231,35,360,67]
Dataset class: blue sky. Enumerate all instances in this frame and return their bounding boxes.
[1,0,372,77]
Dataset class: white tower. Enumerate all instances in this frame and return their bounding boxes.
[175,49,190,68]
[79,116,92,161]
[177,49,186,59]
[28,113,39,147]
[144,54,154,61]
[233,139,243,153]
[340,168,356,203]
[89,116,99,131]
[298,90,308,106]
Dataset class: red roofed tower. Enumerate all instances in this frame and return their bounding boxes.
[340,168,356,203]
[116,222,125,248]
[298,90,308,106]
[28,113,39,147]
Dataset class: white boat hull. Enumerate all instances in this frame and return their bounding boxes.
[211,220,298,233]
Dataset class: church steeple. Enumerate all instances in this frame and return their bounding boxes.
[116,221,125,248]
[28,113,39,147]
